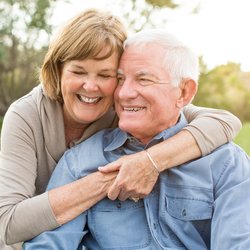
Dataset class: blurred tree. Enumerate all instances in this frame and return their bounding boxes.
[0,0,55,115]
[193,62,250,122]
[118,0,178,32]
[145,0,177,8]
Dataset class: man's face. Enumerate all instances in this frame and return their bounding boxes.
[114,44,181,144]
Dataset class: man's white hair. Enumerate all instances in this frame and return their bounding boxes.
[124,29,199,87]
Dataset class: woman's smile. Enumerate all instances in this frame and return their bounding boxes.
[76,94,102,104]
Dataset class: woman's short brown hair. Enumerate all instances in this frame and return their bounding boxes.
[41,9,127,102]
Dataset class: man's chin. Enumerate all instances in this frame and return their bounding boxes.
[119,123,139,134]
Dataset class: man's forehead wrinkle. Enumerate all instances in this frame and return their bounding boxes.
[117,68,158,80]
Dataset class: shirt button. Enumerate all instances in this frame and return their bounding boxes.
[153,223,157,229]
[182,209,187,217]
[117,202,122,208]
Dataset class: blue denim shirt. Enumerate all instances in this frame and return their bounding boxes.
[24,114,250,250]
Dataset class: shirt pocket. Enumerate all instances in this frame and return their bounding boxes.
[165,186,213,221]
[89,198,151,249]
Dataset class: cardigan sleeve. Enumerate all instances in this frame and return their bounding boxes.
[0,101,59,245]
[183,104,242,156]
[0,86,117,246]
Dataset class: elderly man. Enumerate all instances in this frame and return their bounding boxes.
[24,30,250,249]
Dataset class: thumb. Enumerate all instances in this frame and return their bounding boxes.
[98,162,121,173]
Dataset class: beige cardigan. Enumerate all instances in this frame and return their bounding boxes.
[0,85,241,249]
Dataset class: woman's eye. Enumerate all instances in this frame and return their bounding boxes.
[73,71,85,75]
[68,70,86,75]
[99,75,112,79]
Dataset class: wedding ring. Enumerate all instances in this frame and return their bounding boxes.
[130,197,140,202]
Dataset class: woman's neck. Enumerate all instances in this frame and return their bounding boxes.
[63,115,88,147]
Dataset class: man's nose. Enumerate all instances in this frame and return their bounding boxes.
[117,78,139,99]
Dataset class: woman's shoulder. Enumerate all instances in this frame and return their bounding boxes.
[3,85,63,135]
[8,85,43,113]
[7,84,60,119]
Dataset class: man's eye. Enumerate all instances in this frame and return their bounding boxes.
[139,78,155,85]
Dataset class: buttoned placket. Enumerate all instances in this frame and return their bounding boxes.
[144,191,164,249]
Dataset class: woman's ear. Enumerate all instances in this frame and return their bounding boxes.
[176,79,197,108]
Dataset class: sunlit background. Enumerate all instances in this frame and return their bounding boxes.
[51,0,250,71]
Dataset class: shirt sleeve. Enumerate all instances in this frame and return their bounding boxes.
[23,151,88,249]
[0,106,59,245]
[182,104,242,156]
[211,146,250,248]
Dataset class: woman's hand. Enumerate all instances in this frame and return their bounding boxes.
[98,151,159,201]
[49,170,118,225]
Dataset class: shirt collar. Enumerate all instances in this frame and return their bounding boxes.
[104,129,128,151]
[104,112,188,152]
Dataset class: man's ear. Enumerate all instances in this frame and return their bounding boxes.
[176,79,197,108]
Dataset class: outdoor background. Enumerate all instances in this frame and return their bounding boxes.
[0,0,249,154]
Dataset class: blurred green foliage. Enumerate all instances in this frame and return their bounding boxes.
[0,0,54,115]
[234,123,250,155]
[145,0,177,8]
[193,59,250,122]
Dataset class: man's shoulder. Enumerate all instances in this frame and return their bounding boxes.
[210,142,247,161]
[175,142,248,178]
[203,142,250,181]
[163,142,249,193]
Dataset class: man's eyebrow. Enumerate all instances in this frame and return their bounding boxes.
[136,70,148,75]
[135,71,156,78]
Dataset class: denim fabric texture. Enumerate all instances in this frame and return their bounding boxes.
[24,113,250,250]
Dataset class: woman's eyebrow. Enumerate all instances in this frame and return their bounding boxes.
[100,68,117,73]
[71,64,84,70]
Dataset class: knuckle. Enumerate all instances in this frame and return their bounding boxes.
[108,194,116,201]
[116,180,126,189]
[119,196,126,201]
[141,189,150,196]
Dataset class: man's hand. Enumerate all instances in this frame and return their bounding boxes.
[98,151,159,201]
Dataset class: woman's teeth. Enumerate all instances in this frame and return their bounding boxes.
[77,94,101,104]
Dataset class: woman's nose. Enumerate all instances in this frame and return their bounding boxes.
[82,77,99,92]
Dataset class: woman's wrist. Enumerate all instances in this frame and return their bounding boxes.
[145,149,161,174]
[145,130,201,172]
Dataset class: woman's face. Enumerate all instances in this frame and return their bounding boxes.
[61,52,119,128]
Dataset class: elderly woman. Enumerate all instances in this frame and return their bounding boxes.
[0,9,241,249]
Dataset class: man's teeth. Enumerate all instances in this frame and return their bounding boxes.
[78,95,100,103]
[124,107,145,112]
